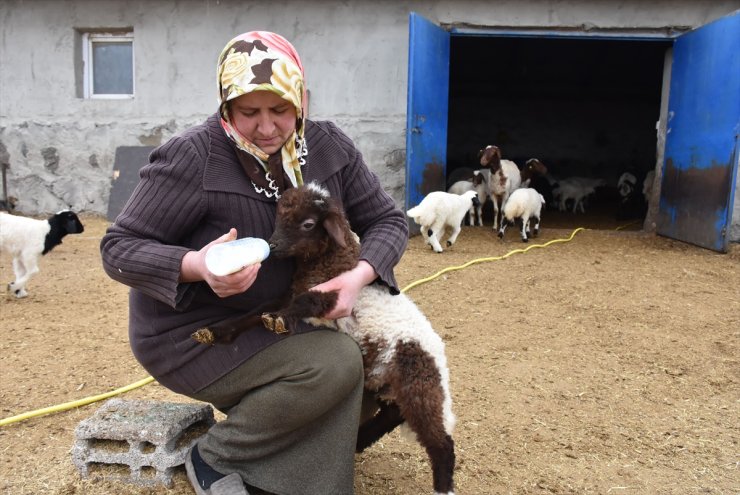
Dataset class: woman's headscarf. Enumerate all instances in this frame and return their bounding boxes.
[217,31,307,196]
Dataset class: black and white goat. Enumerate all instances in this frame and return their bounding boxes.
[194,183,457,495]
[0,210,85,298]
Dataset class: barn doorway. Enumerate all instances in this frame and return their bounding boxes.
[446,35,673,230]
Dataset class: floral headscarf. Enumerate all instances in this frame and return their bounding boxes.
[217,31,307,195]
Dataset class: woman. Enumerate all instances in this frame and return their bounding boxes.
[100,31,408,495]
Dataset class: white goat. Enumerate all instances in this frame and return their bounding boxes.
[407,190,480,253]
[552,177,605,213]
[497,188,546,242]
[446,171,488,226]
[0,210,85,298]
[197,183,457,494]
[477,145,521,230]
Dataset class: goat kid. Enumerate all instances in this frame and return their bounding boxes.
[194,183,457,495]
[477,145,521,230]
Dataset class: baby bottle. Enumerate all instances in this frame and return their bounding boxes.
[205,237,270,276]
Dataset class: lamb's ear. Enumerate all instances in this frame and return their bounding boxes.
[323,213,347,248]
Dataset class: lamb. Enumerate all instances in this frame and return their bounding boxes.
[497,187,545,242]
[406,190,480,253]
[446,171,487,226]
[551,176,605,213]
[477,145,521,230]
[0,210,85,298]
[194,182,457,494]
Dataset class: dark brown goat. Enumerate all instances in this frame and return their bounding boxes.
[194,182,457,494]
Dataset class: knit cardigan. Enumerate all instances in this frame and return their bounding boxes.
[100,114,409,395]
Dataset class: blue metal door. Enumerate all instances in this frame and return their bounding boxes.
[405,12,450,215]
[657,11,740,252]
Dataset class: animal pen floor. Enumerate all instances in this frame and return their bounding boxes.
[1,214,738,495]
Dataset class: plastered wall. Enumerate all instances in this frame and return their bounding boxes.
[1,0,737,215]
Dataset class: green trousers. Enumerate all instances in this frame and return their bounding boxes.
[191,330,365,495]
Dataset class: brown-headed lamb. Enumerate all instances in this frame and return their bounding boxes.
[193,182,457,495]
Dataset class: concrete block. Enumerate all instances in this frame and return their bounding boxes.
[72,398,215,487]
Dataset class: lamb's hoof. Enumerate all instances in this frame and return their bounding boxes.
[446,240,452,247]
[262,313,289,334]
[497,231,504,239]
[191,328,215,345]
[8,283,27,299]
[521,237,529,243]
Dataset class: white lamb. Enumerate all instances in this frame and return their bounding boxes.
[497,187,545,242]
[551,177,605,213]
[0,210,85,298]
[446,171,488,226]
[407,190,480,253]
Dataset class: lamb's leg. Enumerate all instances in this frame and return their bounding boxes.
[356,400,405,452]
[520,214,530,242]
[475,203,484,226]
[420,225,432,247]
[192,313,266,344]
[427,223,445,253]
[497,217,510,239]
[577,196,586,213]
[445,223,462,247]
[425,434,456,495]
[262,290,339,334]
[9,254,37,298]
[531,215,541,237]
[467,207,475,227]
[193,296,290,344]
[388,340,456,494]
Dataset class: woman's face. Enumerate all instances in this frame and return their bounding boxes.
[229,91,297,155]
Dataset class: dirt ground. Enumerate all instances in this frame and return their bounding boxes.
[1,212,738,495]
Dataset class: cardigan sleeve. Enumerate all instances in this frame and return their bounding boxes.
[100,133,208,309]
[320,122,408,293]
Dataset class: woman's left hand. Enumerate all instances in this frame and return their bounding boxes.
[310,260,377,319]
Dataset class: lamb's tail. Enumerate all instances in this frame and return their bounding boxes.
[406,204,431,226]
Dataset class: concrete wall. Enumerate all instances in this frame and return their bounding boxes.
[1,0,738,215]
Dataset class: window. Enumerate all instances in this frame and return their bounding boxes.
[82,32,134,98]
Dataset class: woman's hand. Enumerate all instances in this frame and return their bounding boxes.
[310,260,377,319]
[180,228,262,298]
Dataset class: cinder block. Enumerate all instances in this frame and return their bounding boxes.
[72,398,215,487]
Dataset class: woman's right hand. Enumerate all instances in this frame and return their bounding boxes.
[180,228,262,298]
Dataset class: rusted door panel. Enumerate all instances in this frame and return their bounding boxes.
[405,12,450,221]
[657,11,740,252]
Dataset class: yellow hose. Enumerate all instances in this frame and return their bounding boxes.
[402,227,585,293]
[0,376,155,427]
[2,227,586,427]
